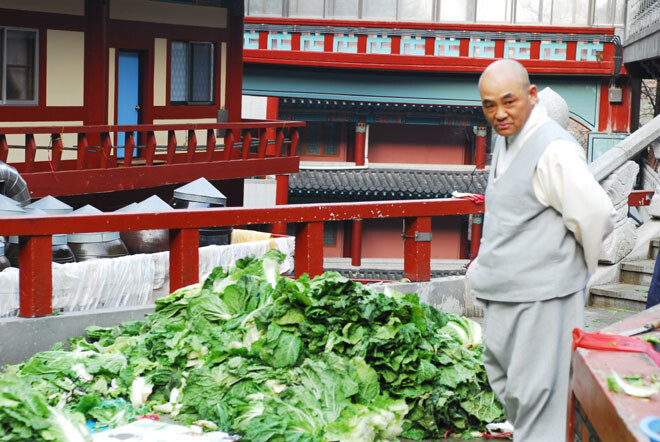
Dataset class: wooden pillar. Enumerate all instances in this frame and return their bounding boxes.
[470,214,483,261]
[351,219,362,267]
[295,222,324,278]
[169,228,199,292]
[19,235,53,317]
[403,217,431,282]
[84,0,109,127]
[475,126,487,169]
[226,3,245,122]
[355,121,367,166]
[266,96,279,155]
[271,174,289,235]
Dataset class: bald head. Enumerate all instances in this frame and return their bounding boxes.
[478,59,530,91]
[478,60,538,137]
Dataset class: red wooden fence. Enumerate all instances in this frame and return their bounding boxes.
[0,198,483,317]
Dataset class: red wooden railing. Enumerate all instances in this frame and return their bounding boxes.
[0,121,304,198]
[0,198,483,318]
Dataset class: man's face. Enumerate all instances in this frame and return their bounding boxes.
[479,75,538,137]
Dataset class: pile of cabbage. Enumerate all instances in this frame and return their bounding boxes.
[0,250,502,441]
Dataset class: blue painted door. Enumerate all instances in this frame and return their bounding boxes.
[117,51,140,158]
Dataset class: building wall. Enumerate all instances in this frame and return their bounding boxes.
[368,123,466,165]
[322,217,463,259]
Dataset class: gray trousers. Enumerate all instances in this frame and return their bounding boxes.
[482,290,585,442]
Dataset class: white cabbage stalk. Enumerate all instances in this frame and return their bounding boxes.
[265,379,288,394]
[262,257,279,288]
[610,371,660,398]
[152,403,174,414]
[194,420,219,431]
[130,377,153,408]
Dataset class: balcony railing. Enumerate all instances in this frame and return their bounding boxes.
[0,121,304,198]
[0,198,483,318]
[626,0,660,38]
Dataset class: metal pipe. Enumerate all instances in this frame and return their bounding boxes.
[0,161,30,206]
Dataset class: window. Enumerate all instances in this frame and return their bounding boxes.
[170,41,215,104]
[246,0,283,15]
[301,122,340,156]
[290,0,324,17]
[323,221,337,247]
[0,27,38,105]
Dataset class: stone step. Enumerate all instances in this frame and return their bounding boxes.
[620,259,656,285]
[589,282,648,311]
[651,239,659,260]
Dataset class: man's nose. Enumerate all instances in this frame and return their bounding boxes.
[495,107,507,120]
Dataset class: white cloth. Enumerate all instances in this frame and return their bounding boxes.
[494,103,615,274]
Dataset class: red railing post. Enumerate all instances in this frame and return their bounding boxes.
[272,174,290,235]
[351,218,362,267]
[186,130,197,162]
[145,131,156,165]
[274,128,284,157]
[289,128,300,156]
[166,130,177,164]
[77,133,88,170]
[295,221,324,279]
[51,134,63,170]
[257,128,268,159]
[403,216,431,282]
[169,228,200,293]
[25,133,37,173]
[241,129,252,160]
[123,132,135,166]
[205,129,216,162]
[101,132,113,168]
[470,214,483,261]
[224,129,235,160]
[19,235,53,317]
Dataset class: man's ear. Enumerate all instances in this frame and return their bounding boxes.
[528,84,538,105]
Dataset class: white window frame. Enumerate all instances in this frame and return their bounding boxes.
[0,26,39,106]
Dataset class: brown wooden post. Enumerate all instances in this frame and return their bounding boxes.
[289,128,300,156]
[274,128,284,157]
[25,134,36,173]
[355,121,366,166]
[0,135,8,162]
[403,216,431,282]
[257,127,268,159]
[169,228,199,293]
[295,222,324,278]
[19,235,53,317]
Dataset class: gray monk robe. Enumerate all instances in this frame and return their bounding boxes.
[469,112,614,441]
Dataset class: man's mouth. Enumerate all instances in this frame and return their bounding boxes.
[496,124,511,131]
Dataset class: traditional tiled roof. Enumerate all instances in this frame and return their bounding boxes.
[289,168,488,200]
[327,268,466,281]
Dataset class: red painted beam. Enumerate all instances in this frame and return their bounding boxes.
[169,228,200,292]
[18,235,53,317]
[403,216,431,282]
[295,221,324,279]
[475,126,487,169]
[470,214,483,261]
[628,190,654,207]
[243,49,616,75]
[21,157,300,198]
[0,198,484,235]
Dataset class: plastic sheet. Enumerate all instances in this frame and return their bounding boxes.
[0,235,294,318]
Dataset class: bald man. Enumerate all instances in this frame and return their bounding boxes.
[468,60,615,441]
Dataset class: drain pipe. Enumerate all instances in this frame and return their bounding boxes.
[0,161,31,206]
